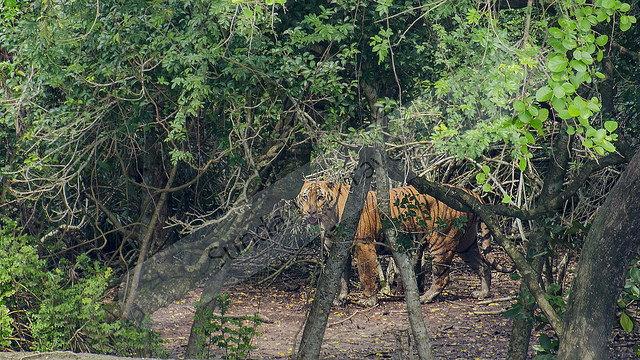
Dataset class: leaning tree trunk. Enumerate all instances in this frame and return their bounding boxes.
[507,126,571,359]
[363,80,434,360]
[293,149,373,360]
[558,148,640,359]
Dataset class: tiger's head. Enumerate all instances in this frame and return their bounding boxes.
[296,181,347,231]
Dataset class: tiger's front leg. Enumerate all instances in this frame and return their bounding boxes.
[353,242,379,307]
[334,254,351,306]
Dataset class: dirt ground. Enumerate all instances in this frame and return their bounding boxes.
[149,257,640,359]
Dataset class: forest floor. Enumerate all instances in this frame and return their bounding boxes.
[149,257,640,359]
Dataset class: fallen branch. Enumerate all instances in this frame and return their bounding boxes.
[477,296,517,305]
[212,312,273,323]
[473,309,507,315]
[328,304,379,327]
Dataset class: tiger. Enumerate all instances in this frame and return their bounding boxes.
[296,181,380,307]
[296,181,513,307]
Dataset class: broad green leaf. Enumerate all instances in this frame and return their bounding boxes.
[596,35,609,46]
[558,109,572,119]
[539,334,552,350]
[562,82,576,95]
[536,87,553,102]
[513,100,526,112]
[570,60,586,73]
[548,27,564,38]
[573,50,583,61]
[568,104,581,117]
[482,165,490,173]
[547,55,568,72]
[531,118,543,130]
[476,173,486,184]
[519,157,527,171]
[538,108,549,121]
[567,125,576,135]
[602,0,615,9]
[482,183,492,192]
[502,194,512,204]
[620,311,633,333]
[579,19,591,32]
[525,131,535,143]
[604,121,618,132]
[553,85,566,99]
[602,139,616,152]
[620,3,631,11]
[562,38,577,50]
[552,96,566,110]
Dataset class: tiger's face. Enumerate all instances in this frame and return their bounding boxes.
[296,181,339,230]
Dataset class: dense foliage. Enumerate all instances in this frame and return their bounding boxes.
[1,0,638,356]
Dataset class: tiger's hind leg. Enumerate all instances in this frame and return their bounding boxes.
[419,248,455,303]
[458,241,491,300]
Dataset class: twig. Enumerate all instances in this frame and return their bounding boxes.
[213,312,273,323]
[473,309,507,315]
[477,296,517,305]
[328,304,379,327]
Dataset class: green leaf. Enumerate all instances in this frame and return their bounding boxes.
[568,104,581,117]
[482,183,492,192]
[519,157,527,171]
[531,118,543,130]
[476,172,486,184]
[502,194,512,204]
[596,35,609,46]
[562,38,577,50]
[602,0,615,9]
[525,131,535,143]
[570,60,586,73]
[547,55,568,72]
[537,108,549,121]
[539,333,552,350]
[604,121,618,132]
[558,109,572,119]
[513,100,526,112]
[482,165,490,173]
[502,307,522,318]
[548,27,564,38]
[553,85,566,99]
[536,87,553,102]
[630,267,640,285]
[567,126,576,135]
[562,82,576,95]
[621,312,634,333]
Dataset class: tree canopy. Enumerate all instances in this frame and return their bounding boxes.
[1,0,639,357]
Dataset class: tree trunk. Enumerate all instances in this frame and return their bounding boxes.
[507,125,571,359]
[122,164,178,320]
[363,79,434,360]
[293,149,374,360]
[184,262,232,358]
[558,148,640,359]
[374,149,434,360]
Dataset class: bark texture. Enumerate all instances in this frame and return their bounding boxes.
[558,148,640,359]
[293,149,374,360]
